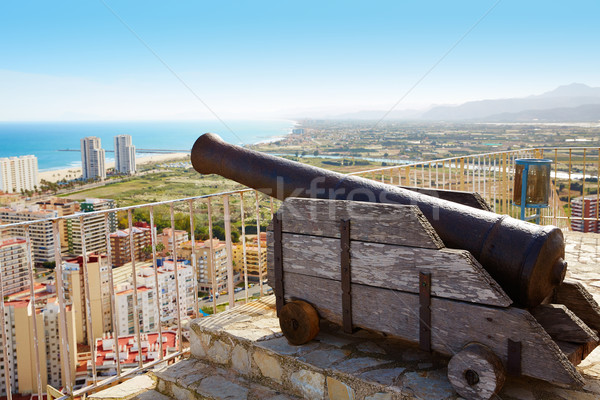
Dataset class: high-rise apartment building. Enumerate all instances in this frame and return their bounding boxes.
[67,198,116,255]
[36,197,80,248]
[181,238,233,294]
[1,298,77,395]
[0,205,58,264]
[0,155,39,194]
[62,254,112,344]
[109,227,152,267]
[114,135,136,175]
[0,238,29,296]
[157,228,189,254]
[233,233,267,282]
[571,196,600,233]
[114,260,195,335]
[81,137,106,180]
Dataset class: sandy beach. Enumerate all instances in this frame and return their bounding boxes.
[38,153,189,183]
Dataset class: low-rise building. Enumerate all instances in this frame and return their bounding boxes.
[91,331,177,377]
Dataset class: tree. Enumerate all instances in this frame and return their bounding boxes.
[313,150,319,156]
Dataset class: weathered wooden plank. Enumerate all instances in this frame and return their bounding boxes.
[278,198,444,249]
[556,341,584,366]
[267,232,511,307]
[276,271,583,387]
[554,279,600,333]
[531,304,599,344]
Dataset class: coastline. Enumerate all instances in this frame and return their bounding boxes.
[38,152,189,183]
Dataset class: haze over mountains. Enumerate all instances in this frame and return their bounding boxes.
[331,84,600,122]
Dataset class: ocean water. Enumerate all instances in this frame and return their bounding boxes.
[0,120,294,171]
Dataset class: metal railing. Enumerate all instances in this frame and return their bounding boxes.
[1,146,599,398]
[350,147,600,230]
[0,188,275,399]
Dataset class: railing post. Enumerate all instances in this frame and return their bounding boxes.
[501,153,508,214]
[128,210,144,368]
[148,208,163,360]
[52,220,73,394]
[240,192,249,303]
[568,149,572,226]
[79,215,97,384]
[255,191,264,297]
[168,205,183,354]
[25,226,43,400]
[104,213,122,376]
[597,148,600,227]
[223,196,236,309]
[188,200,199,319]
[460,157,465,191]
[0,228,13,400]
[206,198,217,313]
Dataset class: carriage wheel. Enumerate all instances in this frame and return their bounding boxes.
[447,343,506,400]
[279,300,320,345]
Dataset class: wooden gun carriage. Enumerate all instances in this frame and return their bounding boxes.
[266,197,600,400]
[190,133,600,399]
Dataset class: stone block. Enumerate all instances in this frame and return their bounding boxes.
[360,367,405,386]
[327,377,355,400]
[258,335,320,356]
[171,384,194,400]
[207,339,232,364]
[290,369,325,399]
[553,388,600,400]
[298,348,350,369]
[153,358,198,383]
[356,342,386,355]
[364,394,393,400]
[254,350,283,383]
[132,390,171,400]
[402,369,454,400]
[334,357,391,374]
[89,375,155,399]
[232,345,251,375]
[193,375,250,399]
[190,332,206,358]
[316,333,354,348]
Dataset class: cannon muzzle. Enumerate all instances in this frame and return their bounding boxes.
[191,133,566,308]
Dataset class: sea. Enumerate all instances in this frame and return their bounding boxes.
[0,120,295,171]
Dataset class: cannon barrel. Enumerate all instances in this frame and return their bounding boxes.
[191,133,566,308]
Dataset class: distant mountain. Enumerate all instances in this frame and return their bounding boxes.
[421,83,600,121]
[484,104,600,123]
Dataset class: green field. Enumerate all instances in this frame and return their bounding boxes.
[62,169,246,206]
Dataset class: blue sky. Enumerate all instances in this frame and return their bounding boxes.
[1,1,599,120]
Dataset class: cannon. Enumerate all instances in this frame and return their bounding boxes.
[191,133,600,399]
[191,132,565,308]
